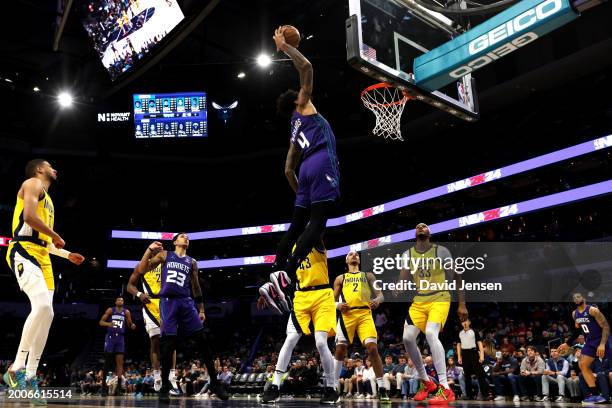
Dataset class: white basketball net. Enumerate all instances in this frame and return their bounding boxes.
[361,84,409,141]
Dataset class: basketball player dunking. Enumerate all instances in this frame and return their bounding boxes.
[258,240,339,404]
[398,223,468,404]
[270,27,341,305]
[557,293,611,404]
[99,296,136,396]
[333,251,389,403]
[127,263,179,393]
[3,159,85,404]
[136,233,228,402]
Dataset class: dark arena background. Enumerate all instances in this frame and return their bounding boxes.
[1,0,612,407]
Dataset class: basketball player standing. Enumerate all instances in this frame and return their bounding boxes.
[270,26,341,303]
[3,159,85,402]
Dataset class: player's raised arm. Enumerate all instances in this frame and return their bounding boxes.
[136,242,166,274]
[22,178,64,248]
[127,267,150,304]
[99,307,113,328]
[190,258,206,322]
[589,306,610,358]
[285,143,302,193]
[273,26,313,109]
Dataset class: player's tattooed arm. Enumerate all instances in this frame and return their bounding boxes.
[191,259,206,320]
[137,241,166,274]
[366,272,384,309]
[285,143,302,193]
[274,27,313,107]
[99,307,113,328]
[590,306,610,357]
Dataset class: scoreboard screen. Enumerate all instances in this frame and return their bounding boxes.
[133,92,208,138]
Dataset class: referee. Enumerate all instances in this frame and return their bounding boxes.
[457,319,489,400]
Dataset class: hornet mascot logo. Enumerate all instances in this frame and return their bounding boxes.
[211,101,238,124]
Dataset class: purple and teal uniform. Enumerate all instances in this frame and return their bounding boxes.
[104,307,126,353]
[290,111,340,208]
[159,251,203,336]
[574,305,612,358]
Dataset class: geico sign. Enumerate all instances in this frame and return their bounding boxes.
[449,0,562,78]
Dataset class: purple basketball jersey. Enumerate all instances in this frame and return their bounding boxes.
[575,305,602,343]
[107,307,126,336]
[290,112,338,163]
[160,252,193,298]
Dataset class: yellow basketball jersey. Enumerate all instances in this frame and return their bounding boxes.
[11,188,54,246]
[295,246,329,288]
[341,271,371,308]
[409,244,447,296]
[142,264,161,322]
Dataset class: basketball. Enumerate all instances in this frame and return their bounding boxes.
[282,25,300,48]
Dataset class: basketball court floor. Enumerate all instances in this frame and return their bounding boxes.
[0,396,595,407]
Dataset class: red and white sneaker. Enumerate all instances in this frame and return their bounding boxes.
[428,385,456,404]
[413,379,438,401]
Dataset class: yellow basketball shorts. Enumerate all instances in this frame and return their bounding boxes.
[289,288,336,336]
[408,298,450,333]
[337,309,378,345]
[143,299,161,337]
[6,241,54,291]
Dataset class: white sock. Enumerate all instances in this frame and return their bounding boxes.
[425,322,448,389]
[314,331,335,387]
[377,377,385,389]
[334,358,343,387]
[23,289,54,379]
[273,332,301,387]
[403,323,428,381]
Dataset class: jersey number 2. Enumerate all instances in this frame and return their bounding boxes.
[167,270,187,287]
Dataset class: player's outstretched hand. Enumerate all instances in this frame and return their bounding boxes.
[597,344,605,358]
[148,241,163,254]
[68,252,85,265]
[337,302,349,313]
[273,26,287,51]
[368,300,380,310]
[131,323,137,330]
[199,311,206,322]
[557,343,570,355]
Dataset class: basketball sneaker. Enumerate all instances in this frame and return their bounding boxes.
[25,376,47,406]
[262,384,281,403]
[582,394,608,404]
[259,282,284,315]
[153,370,162,392]
[3,367,26,389]
[428,385,456,404]
[320,386,341,404]
[378,387,391,403]
[413,379,438,401]
[269,271,293,313]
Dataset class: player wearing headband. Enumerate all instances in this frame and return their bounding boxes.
[332,250,389,402]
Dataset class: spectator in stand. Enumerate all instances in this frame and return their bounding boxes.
[217,366,233,394]
[446,356,466,398]
[302,359,319,388]
[538,348,569,402]
[567,368,581,401]
[143,370,154,395]
[519,345,545,401]
[391,356,407,396]
[352,358,365,398]
[194,367,210,397]
[424,356,438,382]
[375,310,388,328]
[338,359,355,396]
[381,355,396,395]
[500,337,515,355]
[493,349,520,402]
[400,358,419,400]
[574,335,586,349]
[457,318,489,400]
[362,359,377,398]
[285,360,307,396]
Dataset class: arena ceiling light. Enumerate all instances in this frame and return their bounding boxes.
[57,91,73,108]
[256,54,272,68]
[237,72,246,79]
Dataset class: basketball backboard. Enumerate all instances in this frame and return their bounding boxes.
[347,0,479,121]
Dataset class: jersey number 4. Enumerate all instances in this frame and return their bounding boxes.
[167,270,187,287]
[296,131,310,149]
